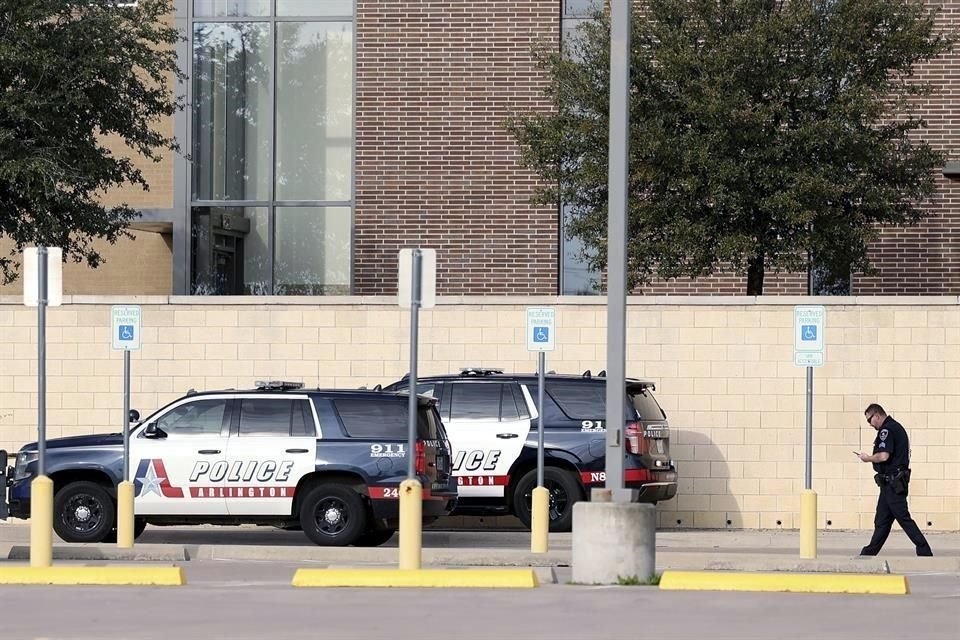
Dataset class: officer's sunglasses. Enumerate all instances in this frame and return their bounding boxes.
[865,413,877,424]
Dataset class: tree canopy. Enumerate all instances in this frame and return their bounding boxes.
[0,0,182,283]
[507,0,953,294]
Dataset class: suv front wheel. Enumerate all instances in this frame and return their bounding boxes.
[299,484,367,546]
[512,467,582,533]
[53,481,116,543]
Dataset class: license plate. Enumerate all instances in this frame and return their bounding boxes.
[644,428,669,439]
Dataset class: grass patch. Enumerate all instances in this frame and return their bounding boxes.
[567,573,662,586]
[618,573,661,586]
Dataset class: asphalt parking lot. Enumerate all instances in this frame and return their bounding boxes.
[0,556,956,640]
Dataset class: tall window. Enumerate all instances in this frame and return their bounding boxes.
[560,1,602,295]
[190,1,354,295]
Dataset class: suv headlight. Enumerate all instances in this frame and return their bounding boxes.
[14,451,38,481]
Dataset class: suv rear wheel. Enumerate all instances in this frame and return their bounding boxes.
[299,484,367,546]
[512,467,582,533]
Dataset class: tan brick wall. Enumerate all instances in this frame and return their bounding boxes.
[1,296,957,531]
[0,232,174,296]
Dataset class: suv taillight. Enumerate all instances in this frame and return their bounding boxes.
[415,440,426,476]
[625,421,646,455]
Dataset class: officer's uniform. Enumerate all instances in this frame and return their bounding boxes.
[861,416,933,556]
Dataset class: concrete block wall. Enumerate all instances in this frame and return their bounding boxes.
[0,296,957,531]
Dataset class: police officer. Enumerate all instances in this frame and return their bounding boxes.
[856,404,933,557]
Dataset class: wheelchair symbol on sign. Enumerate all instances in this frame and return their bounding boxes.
[119,325,134,341]
[533,327,549,343]
[801,325,817,341]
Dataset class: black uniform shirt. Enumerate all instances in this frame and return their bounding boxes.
[872,416,910,474]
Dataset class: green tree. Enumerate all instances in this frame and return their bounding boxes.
[507,0,953,294]
[0,0,182,283]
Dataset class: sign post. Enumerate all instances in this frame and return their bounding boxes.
[794,304,825,559]
[112,305,142,548]
[397,248,436,571]
[23,246,63,568]
[526,307,555,553]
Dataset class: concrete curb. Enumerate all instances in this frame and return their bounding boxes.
[292,568,539,588]
[0,566,185,586]
[2,543,954,575]
[659,571,910,595]
[6,544,188,562]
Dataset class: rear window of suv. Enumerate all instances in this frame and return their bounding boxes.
[545,381,605,419]
[333,398,436,439]
[629,387,666,421]
[545,380,666,421]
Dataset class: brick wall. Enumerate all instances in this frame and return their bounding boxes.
[1,297,957,531]
[353,0,560,296]
[15,1,959,297]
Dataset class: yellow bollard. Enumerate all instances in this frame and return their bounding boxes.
[530,486,549,553]
[30,475,54,568]
[398,479,422,570]
[800,489,818,559]
[116,481,135,549]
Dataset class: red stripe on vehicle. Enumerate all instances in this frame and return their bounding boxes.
[369,486,453,501]
[153,459,184,497]
[189,486,296,498]
[581,469,653,485]
[455,475,509,487]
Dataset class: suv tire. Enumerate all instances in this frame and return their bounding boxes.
[512,467,582,533]
[299,484,367,546]
[53,481,116,543]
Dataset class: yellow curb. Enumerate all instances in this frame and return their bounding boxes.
[292,568,539,588]
[0,566,185,586]
[659,571,909,595]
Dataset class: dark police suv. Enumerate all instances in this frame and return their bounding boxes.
[384,369,677,531]
[0,381,456,547]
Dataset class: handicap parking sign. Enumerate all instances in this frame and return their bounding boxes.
[111,306,142,351]
[526,307,555,352]
[801,324,817,341]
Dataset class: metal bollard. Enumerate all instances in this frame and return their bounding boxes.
[398,478,422,570]
[30,475,53,568]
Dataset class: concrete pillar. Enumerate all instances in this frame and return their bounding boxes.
[572,498,656,585]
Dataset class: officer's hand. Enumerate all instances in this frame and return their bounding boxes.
[856,451,871,463]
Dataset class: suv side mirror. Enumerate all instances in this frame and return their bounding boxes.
[128,409,140,424]
[143,423,166,439]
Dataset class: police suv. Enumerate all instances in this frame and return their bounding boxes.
[0,381,456,547]
[383,369,677,531]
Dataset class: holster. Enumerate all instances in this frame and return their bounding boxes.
[873,473,884,488]
[892,468,911,495]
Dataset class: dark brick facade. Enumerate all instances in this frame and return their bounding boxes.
[354,1,560,296]
[353,1,960,297]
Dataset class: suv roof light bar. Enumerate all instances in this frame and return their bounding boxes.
[254,380,304,391]
[459,367,504,377]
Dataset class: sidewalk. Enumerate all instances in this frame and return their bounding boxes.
[2,521,956,573]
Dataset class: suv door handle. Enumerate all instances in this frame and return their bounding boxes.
[496,433,519,439]
[197,449,221,454]
[285,448,309,453]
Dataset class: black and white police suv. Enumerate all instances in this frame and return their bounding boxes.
[0,381,457,547]
[383,368,677,531]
